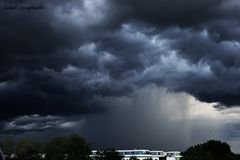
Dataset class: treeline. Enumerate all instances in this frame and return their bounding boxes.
[182,140,240,160]
[0,134,124,160]
[1,135,240,160]
[0,134,91,160]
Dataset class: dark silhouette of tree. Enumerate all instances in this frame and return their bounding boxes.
[0,138,15,160]
[182,140,238,160]
[0,138,42,160]
[45,136,67,160]
[65,134,91,160]
[45,134,91,160]
[16,139,42,160]
[95,149,123,160]
[0,134,91,160]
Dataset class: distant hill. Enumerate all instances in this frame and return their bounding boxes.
[182,140,239,160]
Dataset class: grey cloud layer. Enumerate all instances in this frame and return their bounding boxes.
[1,0,240,133]
[8,86,240,152]
[0,115,83,135]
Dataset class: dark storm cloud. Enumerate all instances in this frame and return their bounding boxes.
[1,0,240,135]
[0,67,109,119]
[156,28,240,106]
[0,115,83,135]
[0,0,115,120]
[112,0,225,27]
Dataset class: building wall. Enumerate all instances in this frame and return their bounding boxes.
[91,150,181,160]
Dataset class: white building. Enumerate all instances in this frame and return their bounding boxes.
[91,149,182,160]
[165,152,182,160]
[118,150,153,160]
[149,151,166,160]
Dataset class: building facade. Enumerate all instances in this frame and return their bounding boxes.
[91,149,182,160]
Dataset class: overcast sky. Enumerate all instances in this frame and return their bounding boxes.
[1,0,240,153]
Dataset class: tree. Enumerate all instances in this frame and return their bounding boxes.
[0,133,91,160]
[45,134,91,160]
[182,140,238,160]
[65,134,91,160]
[45,136,67,160]
[16,139,42,160]
[0,138,15,159]
[95,149,123,160]
[0,138,42,160]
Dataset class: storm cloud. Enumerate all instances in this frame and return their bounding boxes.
[1,0,240,152]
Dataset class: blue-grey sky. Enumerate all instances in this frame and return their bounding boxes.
[1,0,240,153]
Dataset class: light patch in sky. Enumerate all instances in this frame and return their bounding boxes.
[77,85,240,153]
[53,0,109,27]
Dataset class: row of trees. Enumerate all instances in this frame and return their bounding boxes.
[0,134,91,160]
[1,135,240,160]
[0,134,126,160]
[182,140,239,160]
